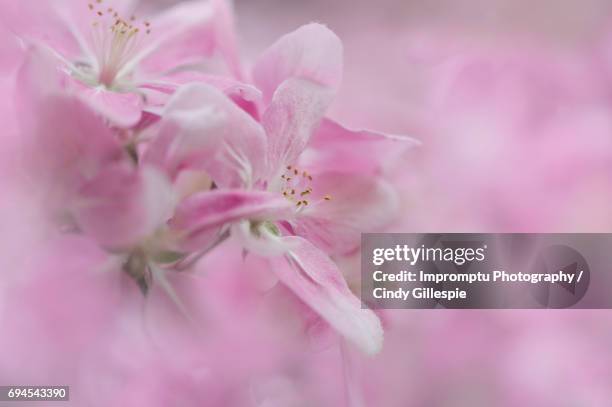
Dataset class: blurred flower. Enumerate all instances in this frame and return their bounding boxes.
[1,0,240,127]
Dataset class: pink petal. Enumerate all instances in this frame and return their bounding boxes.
[140,72,261,119]
[270,236,383,355]
[262,78,334,176]
[302,118,420,176]
[15,44,66,108]
[170,189,293,252]
[138,0,240,78]
[253,23,343,104]
[0,23,25,75]
[143,83,267,187]
[0,235,129,378]
[293,173,399,255]
[16,46,125,209]
[0,0,81,60]
[73,164,176,250]
[209,0,243,80]
[68,78,143,128]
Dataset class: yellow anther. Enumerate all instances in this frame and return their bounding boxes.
[324,195,332,201]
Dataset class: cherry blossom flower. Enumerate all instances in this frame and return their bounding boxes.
[9,0,421,368]
[14,32,401,356]
[142,24,417,354]
[1,0,242,127]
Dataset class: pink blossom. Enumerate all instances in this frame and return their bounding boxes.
[3,3,419,403]
[143,24,417,354]
[13,22,414,356]
[1,0,241,127]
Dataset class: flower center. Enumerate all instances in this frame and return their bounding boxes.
[122,244,186,295]
[250,220,281,237]
[84,0,152,89]
[122,248,152,294]
[280,165,331,210]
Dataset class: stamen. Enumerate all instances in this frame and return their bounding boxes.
[280,165,329,209]
[84,1,153,88]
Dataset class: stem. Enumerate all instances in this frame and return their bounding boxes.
[173,229,231,272]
